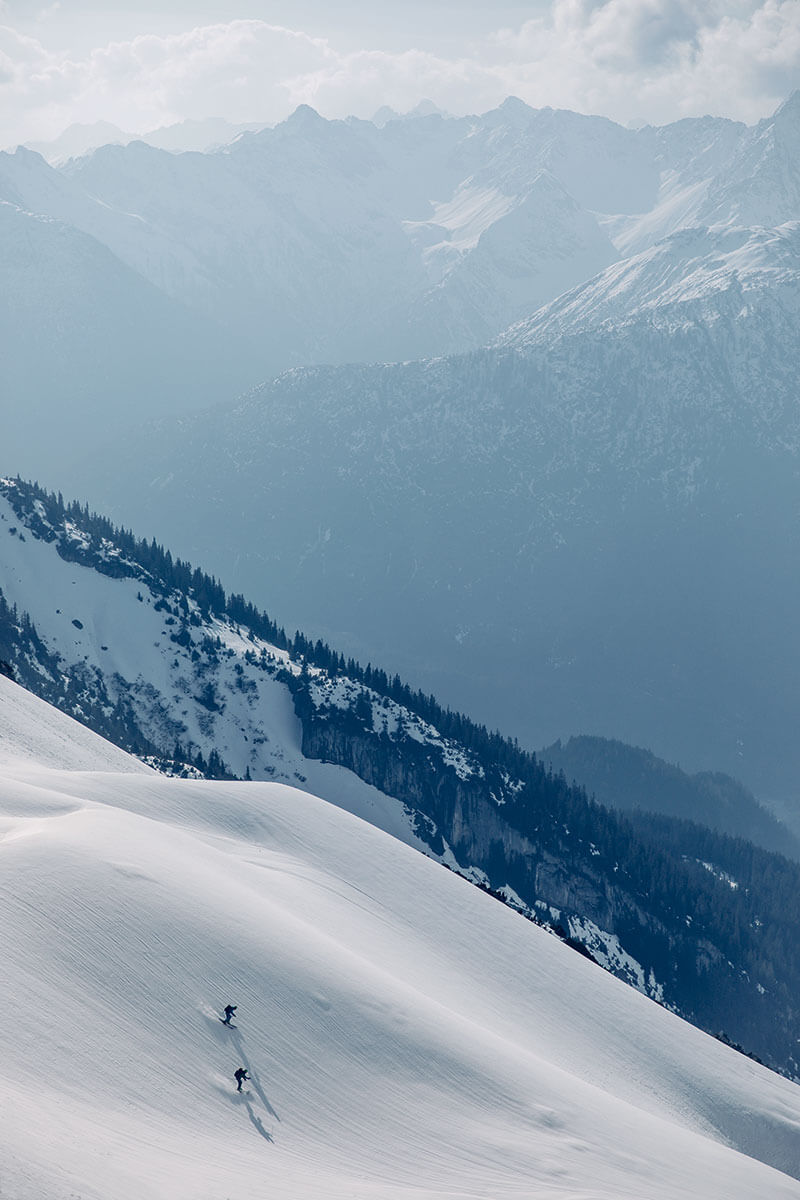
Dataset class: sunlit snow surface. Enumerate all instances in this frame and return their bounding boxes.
[1,675,799,1199]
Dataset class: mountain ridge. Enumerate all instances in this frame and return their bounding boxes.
[5,94,797,481]
[540,734,799,857]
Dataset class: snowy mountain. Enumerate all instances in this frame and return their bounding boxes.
[10,95,799,479]
[5,96,799,791]
[2,101,621,381]
[4,476,800,1082]
[699,91,800,231]
[53,103,618,367]
[3,673,800,1198]
[499,221,800,342]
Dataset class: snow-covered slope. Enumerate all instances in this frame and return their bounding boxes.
[499,221,800,345]
[0,669,144,773]
[699,92,800,231]
[1,671,799,1199]
[7,475,800,1080]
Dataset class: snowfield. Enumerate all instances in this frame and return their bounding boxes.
[1,675,800,1198]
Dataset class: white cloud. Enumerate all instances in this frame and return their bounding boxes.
[485,0,800,124]
[36,3,61,24]
[0,20,335,144]
[283,47,507,120]
[1,4,798,148]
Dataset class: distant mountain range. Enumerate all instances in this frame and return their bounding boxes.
[20,117,270,162]
[540,735,800,858]
[3,93,795,482]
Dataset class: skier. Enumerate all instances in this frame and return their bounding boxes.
[234,1067,250,1092]
[221,1004,237,1026]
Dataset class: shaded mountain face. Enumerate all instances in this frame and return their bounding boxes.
[0,201,251,479]
[83,222,800,811]
[3,475,800,1080]
[540,735,800,859]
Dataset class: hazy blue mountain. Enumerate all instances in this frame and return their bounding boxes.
[57,102,620,365]
[4,96,795,486]
[21,120,133,161]
[81,222,800,814]
[0,200,251,478]
[20,117,268,162]
[540,735,800,859]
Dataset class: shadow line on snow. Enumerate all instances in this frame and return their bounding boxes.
[230,1027,281,1122]
[242,1095,274,1143]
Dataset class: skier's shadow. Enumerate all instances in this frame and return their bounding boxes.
[242,1096,273,1143]
[230,1027,280,1123]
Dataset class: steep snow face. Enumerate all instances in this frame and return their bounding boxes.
[410,171,618,343]
[500,222,800,345]
[1,674,800,1200]
[0,671,145,773]
[700,92,800,229]
[605,115,746,255]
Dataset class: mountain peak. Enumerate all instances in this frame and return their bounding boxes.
[372,104,400,127]
[9,144,48,165]
[285,104,327,128]
[499,95,532,113]
[406,99,445,119]
[498,95,535,122]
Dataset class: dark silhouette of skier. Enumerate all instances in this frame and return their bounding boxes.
[220,1004,237,1026]
[234,1067,250,1092]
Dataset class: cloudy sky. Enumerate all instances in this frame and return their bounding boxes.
[2,0,799,147]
